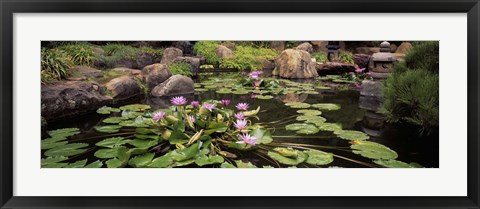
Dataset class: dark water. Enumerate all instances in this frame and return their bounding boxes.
[45,76,439,168]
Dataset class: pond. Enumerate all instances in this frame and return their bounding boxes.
[42,73,439,168]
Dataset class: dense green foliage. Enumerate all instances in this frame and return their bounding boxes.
[337,51,355,64]
[311,52,328,63]
[193,41,222,64]
[41,48,73,83]
[380,42,439,133]
[404,41,439,73]
[168,62,193,77]
[57,43,96,66]
[99,43,164,68]
[219,45,278,71]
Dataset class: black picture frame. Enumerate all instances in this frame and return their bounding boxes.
[1,0,479,208]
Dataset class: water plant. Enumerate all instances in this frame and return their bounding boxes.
[57,43,97,66]
[193,41,222,64]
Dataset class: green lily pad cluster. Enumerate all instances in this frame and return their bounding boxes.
[267,147,334,166]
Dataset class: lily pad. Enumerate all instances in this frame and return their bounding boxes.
[85,160,103,168]
[119,104,151,112]
[350,141,398,160]
[149,154,174,168]
[220,162,237,168]
[267,151,307,165]
[127,139,158,149]
[273,147,298,158]
[102,117,125,124]
[41,141,68,150]
[304,150,334,165]
[255,95,274,100]
[216,88,232,94]
[334,130,369,141]
[44,143,89,157]
[296,115,326,122]
[65,159,88,168]
[121,109,142,119]
[94,147,126,159]
[96,106,120,114]
[285,123,319,135]
[316,123,343,132]
[374,159,414,168]
[94,125,122,133]
[195,155,225,166]
[285,102,311,109]
[297,109,322,116]
[250,128,273,144]
[128,153,155,168]
[195,88,208,92]
[95,137,127,148]
[235,160,257,168]
[41,156,69,167]
[311,103,341,111]
[47,128,80,138]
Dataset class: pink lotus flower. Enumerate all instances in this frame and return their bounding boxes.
[241,71,247,76]
[249,71,263,79]
[152,111,166,122]
[171,96,187,106]
[235,102,250,110]
[250,93,257,99]
[355,68,365,73]
[253,79,262,87]
[220,99,231,107]
[237,133,257,145]
[234,113,245,120]
[190,101,200,108]
[233,119,248,130]
[202,103,216,112]
[366,71,372,76]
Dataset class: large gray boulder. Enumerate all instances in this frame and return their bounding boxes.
[273,49,318,79]
[41,81,112,120]
[105,76,144,101]
[160,47,183,65]
[295,42,314,54]
[215,45,234,59]
[151,75,194,97]
[142,64,172,90]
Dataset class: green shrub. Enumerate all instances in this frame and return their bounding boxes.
[404,41,439,73]
[380,42,439,133]
[57,43,96,66]
[379,69,439,133]
[337,51,355,64]
[311,52,328,63]
[41,48,73,83]
[219,45,278,71]
[168,62,193,77]
[193,41,221,64]
[99,44,164,68]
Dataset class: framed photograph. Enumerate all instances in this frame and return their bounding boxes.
[1,0,479,208]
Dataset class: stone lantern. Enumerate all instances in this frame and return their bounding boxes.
[359,41,397,130]
[326,41,340,61]
[369,41,397,79]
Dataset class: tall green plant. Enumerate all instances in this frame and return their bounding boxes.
[41,48,73,83]
[169,62,193,77]
[58,43,96,66]
[219,45,278,71]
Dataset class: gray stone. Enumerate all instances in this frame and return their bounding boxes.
[111,67,142,76]
[270,41,285,51]
[105,76,144,101]
[295,42,314,54]
[395,42,413,54]
[160,47,183,65]
[273,49,318,79]
[316,62,356,75]
[41,81,112,121]
[360,80,382,97]
[215,45,234,59]
[352,54,371,69]
[142,64,172,90]
[151,75,194,97]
